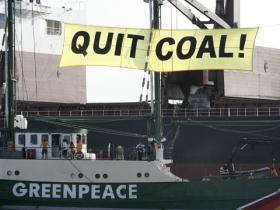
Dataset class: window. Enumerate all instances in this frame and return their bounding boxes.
[81,134,87,144]
[46,20,62,35]
[30,134,38,145]
[0,14,6,29]
[63,135,71,143]
[41,134,49,143]
[18,134,25,145]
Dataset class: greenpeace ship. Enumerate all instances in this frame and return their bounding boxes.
[0,0,280,209]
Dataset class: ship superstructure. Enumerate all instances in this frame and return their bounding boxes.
[0,0,87,107]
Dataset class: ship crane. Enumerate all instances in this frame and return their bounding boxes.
[167,0,231,29]
[163,0,240,107]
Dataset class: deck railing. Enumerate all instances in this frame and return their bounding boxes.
[15,107,280,118]
[0,146,173,161]
[17,109,152,118]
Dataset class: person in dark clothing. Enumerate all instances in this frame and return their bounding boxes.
[62,139,68,158]
[70,141,75,159]
[136,142,145,160]
[147,141,156,161]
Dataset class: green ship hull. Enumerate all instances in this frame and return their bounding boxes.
[1,178,280,209]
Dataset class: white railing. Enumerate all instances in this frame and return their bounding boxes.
[162,107,280,118]
[0,146,173,161]
[14,107,280,118]
[0,146,96,160]
[16,109,152,118]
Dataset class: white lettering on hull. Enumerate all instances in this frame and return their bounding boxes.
[79,185,90,199]
[29,183,40,198]
[12,182,138,200]
[52,184,61,199]
[63,184,76,199]
[91,185,100,199]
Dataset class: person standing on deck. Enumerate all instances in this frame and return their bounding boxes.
[107,142,111,159]
[62,139,68,159]
[116,145,124,160]
[136,142,145,160]
[147,141,156,161]
[41,138,49,159]
[7,139,14,152]
[76,137,84,159]
[70,141,75,159]
[271,158,278,177]
[76,139,82,153]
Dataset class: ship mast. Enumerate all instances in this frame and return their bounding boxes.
[149,0,239,151]
[5,0,16,144]
[152,0,162,143]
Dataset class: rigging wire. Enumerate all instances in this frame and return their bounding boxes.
[176,118,280,140]
[16,0,29,101]
[19,1,29,101]
[35,118,148,139]
[62,117,150,124]
[13,2,20,102]
[0,16,7,67]
[12,1,17,113]
[163,125,180,148]
[31,2,38,100]
[170,3,174,72]
[139,0,153,103]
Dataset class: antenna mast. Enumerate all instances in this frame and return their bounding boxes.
[5,0,16,144]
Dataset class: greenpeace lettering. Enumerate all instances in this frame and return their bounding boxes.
[12,182,138,200]
[60,24,259,72]
[13,182,27,197]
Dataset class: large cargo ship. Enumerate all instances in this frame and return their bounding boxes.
[2,0,279,180]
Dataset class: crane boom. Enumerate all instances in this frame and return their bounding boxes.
[168,0,231,29]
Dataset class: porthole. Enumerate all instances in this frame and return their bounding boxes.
[7,170,12,176]
[103,173,108,179]
[95,173,100,179]
[137,172,142,178]
[144,172,150,178]
[70,173,76,179]
[78,173,84,178]
[15,170,20,176]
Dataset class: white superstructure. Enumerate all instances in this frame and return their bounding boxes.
[224,46,280,100]
[0,0,88,103]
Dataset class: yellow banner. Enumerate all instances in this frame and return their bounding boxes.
[59,24,258,72]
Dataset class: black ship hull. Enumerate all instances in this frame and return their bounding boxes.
[20,113,280,181]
